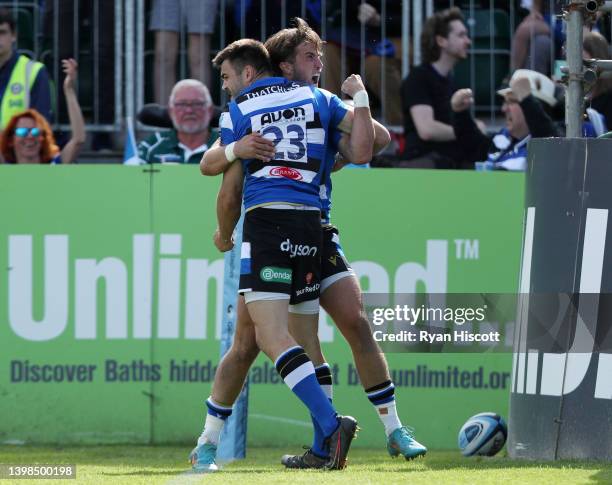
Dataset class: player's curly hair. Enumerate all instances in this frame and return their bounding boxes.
[421,7,465,64]
[265,17,324,76]
[1,109,60,163]
[212,38,271,75]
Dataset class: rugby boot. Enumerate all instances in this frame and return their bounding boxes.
[281,447,328,469]
[324,415,358,470]
[387,426,427,460]
[189,442,219,473]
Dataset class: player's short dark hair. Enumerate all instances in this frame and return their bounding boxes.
[421,7,465,64]
[212,39,271,75]
[0,8,15,33]
[264,17,324,76]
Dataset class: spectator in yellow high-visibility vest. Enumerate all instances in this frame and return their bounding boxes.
[0,59,85,164]
[0,8,52,131]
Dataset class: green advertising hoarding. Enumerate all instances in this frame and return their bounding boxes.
[0,166,524,449]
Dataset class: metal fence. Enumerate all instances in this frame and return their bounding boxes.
[6,0,609,132]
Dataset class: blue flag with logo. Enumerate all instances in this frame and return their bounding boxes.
[123,116,142,165]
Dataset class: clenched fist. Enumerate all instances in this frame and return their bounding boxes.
[341,74,366,98]
[213,229,234,252]
[451,88,474,112]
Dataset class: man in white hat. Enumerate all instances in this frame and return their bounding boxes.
[451,69,559,171]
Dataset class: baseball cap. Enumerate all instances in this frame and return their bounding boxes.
[497,69,558,107]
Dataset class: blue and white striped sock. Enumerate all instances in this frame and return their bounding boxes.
[198,397,233,445]
[366,380,402,436]
[315,363,333,401]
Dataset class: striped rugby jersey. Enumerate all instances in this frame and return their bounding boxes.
[319,129,342,225]
[220,77,348,210]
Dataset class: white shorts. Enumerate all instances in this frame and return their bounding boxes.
[243,291,319,315]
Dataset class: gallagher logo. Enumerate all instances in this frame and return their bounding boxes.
[270,167,303,180]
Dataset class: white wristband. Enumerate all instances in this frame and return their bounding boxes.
[353,90,369,108]
[225,142,237,163]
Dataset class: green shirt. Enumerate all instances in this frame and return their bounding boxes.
[136,128,218,164]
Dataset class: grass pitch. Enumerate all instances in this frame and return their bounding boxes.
[0,445,611,484]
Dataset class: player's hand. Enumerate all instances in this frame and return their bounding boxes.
[509,76,532,102]
[332,152,349,172]
[451,88,474,112]
[62,58,78,92]
[341,74,367,98]
[213,229,234,252]
[358,3,381,26]
[234,132,275,162]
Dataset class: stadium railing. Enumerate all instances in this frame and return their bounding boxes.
[10,0,598,135]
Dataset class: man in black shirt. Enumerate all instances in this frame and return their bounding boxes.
[400,7,471,168]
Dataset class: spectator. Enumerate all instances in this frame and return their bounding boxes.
[230,1,303,40]
[43,1,115,151]
[0,8,52,130]
[313,1,404,125]
[511,0,552,76]
[583,31,612,128]
[134,79,217,164]
[150,0,219,104]
[451,69,559,171]
[400,7,471,168]
[1,59,85,164]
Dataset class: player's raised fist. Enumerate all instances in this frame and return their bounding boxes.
[341,74,366,98]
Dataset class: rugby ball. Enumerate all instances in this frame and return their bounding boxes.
[458,412,507,457]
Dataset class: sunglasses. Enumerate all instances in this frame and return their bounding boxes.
[14,127,41,138]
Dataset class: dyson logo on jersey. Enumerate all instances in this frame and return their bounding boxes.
[260,106,307,126]
[280,238,318,258]
[269,166,303,180]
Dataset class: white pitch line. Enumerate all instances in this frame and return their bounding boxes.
[250,414,312,428]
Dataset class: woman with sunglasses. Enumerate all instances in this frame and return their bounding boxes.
[0,58,85,164]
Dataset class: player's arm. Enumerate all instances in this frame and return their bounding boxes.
[409,104,455,141]
[200,133,276,176]
[339,115,390,156]
[214,161,244,252]
[334,75,375,165]
[372,118,391,154]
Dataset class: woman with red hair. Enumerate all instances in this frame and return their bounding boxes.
[1,58,85,164]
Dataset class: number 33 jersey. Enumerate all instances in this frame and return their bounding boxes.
[220,77,349,210]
